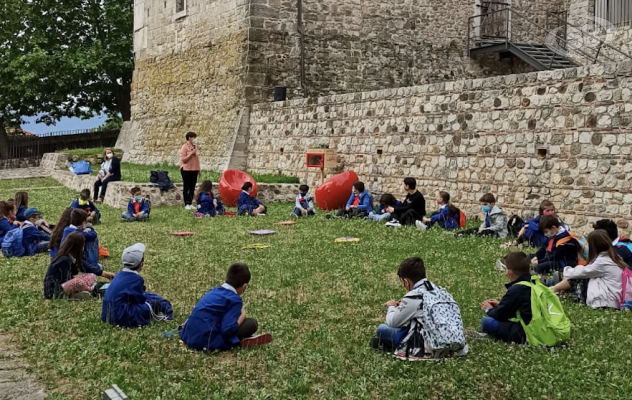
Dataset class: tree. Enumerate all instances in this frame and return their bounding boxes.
[0,0,133,158]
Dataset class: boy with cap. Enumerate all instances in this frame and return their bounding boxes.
[180,263,272,351]
[21,208,50,255]
[101,243,173,328]
[70,189,101,224]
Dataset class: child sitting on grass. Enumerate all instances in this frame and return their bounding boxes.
[418,191,461,230]
[101,243,173,328]
[530,215,579,277]
[15,191,53,234]
[456,193,507,238]
[180,263,272,351]
[0,201,17,244]
[370,257,467,360]
[122,187,150,222]
[592,219,632,268]
[195,180,224,217]
[501,200,569,249]
[480,252,533,343]
[336,181,374,219]
[368,194,400,222]
[293,184,315,217]
[21,208,50,256]
[550,230,625,309]
[70,189,101,224]
[238,182,267,216]
[44,232,86,299]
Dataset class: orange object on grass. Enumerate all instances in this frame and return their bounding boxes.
[98,245,110,259]
[314,171,358,210]
[219,169,258,207]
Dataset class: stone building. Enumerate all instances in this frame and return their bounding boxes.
[118,0,632,232]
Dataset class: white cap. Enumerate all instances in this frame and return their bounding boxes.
[121,243,146,270]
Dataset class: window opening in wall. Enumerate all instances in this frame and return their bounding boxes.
[377,148,383,155]
[280,148,284,155]
[176,0,185,14]
[537,148,547,159]
[596,0,632,27]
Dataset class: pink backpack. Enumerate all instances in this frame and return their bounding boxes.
[620,268,632,309]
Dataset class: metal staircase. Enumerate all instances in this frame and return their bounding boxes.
[468,6,632,70]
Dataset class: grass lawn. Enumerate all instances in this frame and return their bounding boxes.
[1,178,632,400]
[59,148,299,184]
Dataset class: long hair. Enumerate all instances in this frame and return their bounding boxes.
[14,191,28,209]
[439,191,460,215]
[0,201,13,218]
[588,229,627,270]
[195,180,213,203]
[48,208,74,250]
[52,232,84,275]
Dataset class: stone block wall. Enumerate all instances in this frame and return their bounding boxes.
[41,154,300,209]
[247,61,632,234]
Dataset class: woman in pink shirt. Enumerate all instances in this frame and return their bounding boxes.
[180,132,201,210]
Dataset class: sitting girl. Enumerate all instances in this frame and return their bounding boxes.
[550,229,624,309]
[0,201,18,244]
[15,191,53,234]
[502,200,570,249]
[43,232,87,299]
[238,182,266,216]
[195,180,224,217]
[419,191,460,230]
[368,194,401,222]
[48,208,74,259]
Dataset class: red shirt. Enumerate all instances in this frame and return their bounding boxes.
[352,195,360,207]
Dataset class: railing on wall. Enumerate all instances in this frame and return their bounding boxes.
[2,129,120,162]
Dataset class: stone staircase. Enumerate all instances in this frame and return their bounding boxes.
[226,107,250,171]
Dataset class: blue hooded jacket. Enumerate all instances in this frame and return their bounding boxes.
[429,205,460,230]
[345,190,373,211]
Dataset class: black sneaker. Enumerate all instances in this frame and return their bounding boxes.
[369,337,394,352]
[325,215,334,220]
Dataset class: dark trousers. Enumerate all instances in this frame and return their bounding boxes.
[456,227,499,238]
[237,318,258,339]
[336,208,368,219]
[394,209,424,226]
[94,176,119,200]
[180,169,199,206]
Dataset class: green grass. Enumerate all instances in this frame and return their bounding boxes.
[58,147,299,184]
[1,178,632,400]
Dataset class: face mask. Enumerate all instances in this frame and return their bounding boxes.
[192,139,198,145]
[106,153,113,159]
[543,210,555,216]
[78,199,88,206]
[300,192,307,197]
[135,196,142,202]
[482,205,491,213]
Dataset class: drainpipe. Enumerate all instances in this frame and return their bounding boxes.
[297,0,306,96]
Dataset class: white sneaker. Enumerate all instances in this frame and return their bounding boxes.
[415,220,428,231]
[495,259,507,272]
[257,213,266,217]
[385,219,402,228]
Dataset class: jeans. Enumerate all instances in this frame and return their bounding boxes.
[376,324,409,347]
[368,212,391,222]
[94,176,119,200]
[180,169,199,206]
[122,212,149,222]
[480,317,500,335]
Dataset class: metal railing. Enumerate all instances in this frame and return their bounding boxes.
[1,129,120,162]
[468,7,632,66]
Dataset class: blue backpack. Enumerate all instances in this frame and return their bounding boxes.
[1,226,26,258]
[71,160,92,175]
[616,241,632,253]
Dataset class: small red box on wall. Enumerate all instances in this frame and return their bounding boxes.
[306,153,325,168]
[305,148,337,169]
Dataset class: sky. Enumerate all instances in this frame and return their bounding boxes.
[21,114,109,135]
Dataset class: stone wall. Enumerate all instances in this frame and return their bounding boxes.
[247,61,632,234]
[41,153,300,209]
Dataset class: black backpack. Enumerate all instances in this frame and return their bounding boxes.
[507,214,525,238]
[150,170,175,192]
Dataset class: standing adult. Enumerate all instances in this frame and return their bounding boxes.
[94,148,121,203]
[180,132,201,210]
[385,177,426,227]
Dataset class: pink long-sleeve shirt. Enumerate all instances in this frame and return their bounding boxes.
[180,143,200,171]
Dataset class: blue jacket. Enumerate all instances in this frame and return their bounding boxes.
[180,285,243,351]
[0,217,13,243]
[238,191,262,215]
[126,199,150,216]
[58,226,102,276]
[534,229,579,269]
[101,271,151,328]
[16,206,27,222]
[429,205,460,230]
[522,216,548,248]
[197,192,224,216]
[21,221,50,256]
[70,199,101,216]
[345,190,373,212]
[375,200,402,214]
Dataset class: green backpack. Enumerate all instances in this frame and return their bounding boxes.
[511,275,570,346]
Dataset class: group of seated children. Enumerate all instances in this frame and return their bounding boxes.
[70,189,101,224]
[0,200,51,257]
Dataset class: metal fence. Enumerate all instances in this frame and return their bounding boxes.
[2,129,120,161]
[596,0,632,27]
